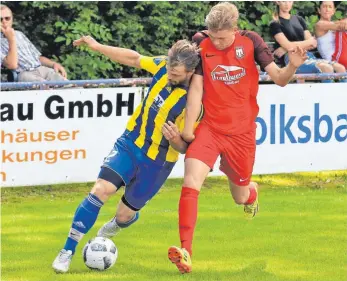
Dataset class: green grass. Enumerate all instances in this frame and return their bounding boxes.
[1,171,347,281]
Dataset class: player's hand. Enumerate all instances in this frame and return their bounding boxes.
[274,47,287,58]
[182,129,195,143]
[1,26,15,41]
[53,63,67,79]
[287,46,308,68]
[162,121,180,141]
[73,35,100,51]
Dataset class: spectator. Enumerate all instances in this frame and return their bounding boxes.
[315,1,347,70]
[269,1,335,82]
[0,4,67,82]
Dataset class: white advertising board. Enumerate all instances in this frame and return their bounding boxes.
[1,83,346,187]
[170,83,347,177]
[1,87,142,187]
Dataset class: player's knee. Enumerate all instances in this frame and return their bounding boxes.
[183,174,203,190]
[183,174,195,187]
[229,182,249,204]
[317,62,334,73]
[91,180,115,202]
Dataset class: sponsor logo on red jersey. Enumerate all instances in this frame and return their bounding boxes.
[211,65,246,84]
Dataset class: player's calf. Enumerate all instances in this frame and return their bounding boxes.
[97,212,139,238]
[91,179,117,202]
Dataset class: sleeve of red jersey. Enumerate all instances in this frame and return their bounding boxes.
[191,31,209,76]
[192,30,209,45]
[245,31,274,70]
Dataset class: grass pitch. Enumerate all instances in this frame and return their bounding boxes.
[1,171,347,281]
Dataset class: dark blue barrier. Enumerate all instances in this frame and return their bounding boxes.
[0,78,152,91]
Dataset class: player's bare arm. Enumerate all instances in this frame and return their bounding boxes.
[162,121,188,154]
[182,74,204,142]
[265,46,307,87]
[73,36,141,68]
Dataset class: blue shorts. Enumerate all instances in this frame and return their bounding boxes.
[285,52,321,74]
[98,133,175,211]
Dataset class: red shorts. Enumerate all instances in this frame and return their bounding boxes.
[185,122,256,186]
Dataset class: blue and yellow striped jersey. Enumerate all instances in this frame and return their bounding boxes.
[125,56,202,164]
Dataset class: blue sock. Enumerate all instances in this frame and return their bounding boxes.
[64,193,104,254]
[116,212,139,228]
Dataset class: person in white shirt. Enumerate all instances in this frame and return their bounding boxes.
[315,1,347,74]
[1,4,67,82]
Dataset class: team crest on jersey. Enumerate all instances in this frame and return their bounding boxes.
[235,46,245,59]
[152,94,165,111]
[211,65,246,85]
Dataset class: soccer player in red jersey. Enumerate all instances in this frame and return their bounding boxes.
[168,2,308,274]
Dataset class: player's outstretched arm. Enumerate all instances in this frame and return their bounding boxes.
[73,35,141,68]
[265,46,307,87]
[182,74,203,143]
[162,121,188,154]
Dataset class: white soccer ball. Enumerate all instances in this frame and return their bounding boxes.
[82,237,118,270]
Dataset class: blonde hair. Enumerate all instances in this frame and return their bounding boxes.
[205,2,239,32]
[167,40,200,72]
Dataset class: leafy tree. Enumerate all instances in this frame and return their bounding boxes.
[3,1,346,80]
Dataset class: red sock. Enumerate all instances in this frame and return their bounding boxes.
[179,187,199,256]
[245,183,257,205]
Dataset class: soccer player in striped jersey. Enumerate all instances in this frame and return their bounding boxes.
[52,36,201,273]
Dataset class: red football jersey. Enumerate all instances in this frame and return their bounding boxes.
[333,31,347,69]
[193,31,273,135]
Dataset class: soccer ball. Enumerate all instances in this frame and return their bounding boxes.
[82,237,118,270]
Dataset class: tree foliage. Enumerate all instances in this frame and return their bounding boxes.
[4,1,347,80]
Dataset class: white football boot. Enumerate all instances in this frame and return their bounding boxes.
[52,249,73,273]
